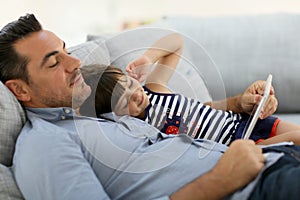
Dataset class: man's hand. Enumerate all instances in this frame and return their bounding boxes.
[125,55,152,83]
[212,140,265,191]
[170,140,265,200]
[241,80,278,119]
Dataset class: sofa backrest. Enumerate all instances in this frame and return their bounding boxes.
[150,13,300,113]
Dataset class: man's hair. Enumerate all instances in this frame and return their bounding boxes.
[80,64,126,117]
[0,14,42,83]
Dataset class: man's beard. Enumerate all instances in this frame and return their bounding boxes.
[72,82,92,109]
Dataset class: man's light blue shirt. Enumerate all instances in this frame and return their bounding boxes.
[13,107,283,200]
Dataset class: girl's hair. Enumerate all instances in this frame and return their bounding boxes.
[0,14,42,83]
[80,64,126,117]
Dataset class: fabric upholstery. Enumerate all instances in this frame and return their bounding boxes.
[0,164,24,200]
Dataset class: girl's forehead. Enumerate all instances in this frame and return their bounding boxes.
[120,74,135,83]
[118,74,128,83]
[118,74,140,88]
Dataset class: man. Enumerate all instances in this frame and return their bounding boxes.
[0,14,298,200]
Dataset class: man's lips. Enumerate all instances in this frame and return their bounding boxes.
[70,73,83,87]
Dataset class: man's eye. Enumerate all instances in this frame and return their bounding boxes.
[49,61,59,68]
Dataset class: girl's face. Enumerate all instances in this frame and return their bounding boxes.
[114,75,149,117]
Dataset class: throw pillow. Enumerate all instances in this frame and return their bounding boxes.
[68,38,110,67]
[0,164,24,199]
[0,82,26,166]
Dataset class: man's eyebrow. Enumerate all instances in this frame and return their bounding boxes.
[40,41,66,67]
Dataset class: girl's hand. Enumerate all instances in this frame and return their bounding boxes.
[126,55,153,83]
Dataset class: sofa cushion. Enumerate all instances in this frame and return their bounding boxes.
[0,164,24,199]
[0,82,26,166]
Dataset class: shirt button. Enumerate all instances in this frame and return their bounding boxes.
[65,109,71,114]
[61,116,66,120]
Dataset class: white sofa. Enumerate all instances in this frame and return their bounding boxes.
[0,13,299,199]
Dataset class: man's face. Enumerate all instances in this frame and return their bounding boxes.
[14,30,91,108]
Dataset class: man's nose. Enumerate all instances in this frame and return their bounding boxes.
[64,53,81,72]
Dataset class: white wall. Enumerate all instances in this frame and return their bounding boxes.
[1,0,300,46]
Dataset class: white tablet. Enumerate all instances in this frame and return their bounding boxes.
[242,74,273,140]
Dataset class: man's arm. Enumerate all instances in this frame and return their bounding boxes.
[205,80,278,119]
[170,140,265,200]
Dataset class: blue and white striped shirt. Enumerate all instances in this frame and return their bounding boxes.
[144,86,242,145]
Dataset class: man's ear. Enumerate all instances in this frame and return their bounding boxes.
[5,80,31,102]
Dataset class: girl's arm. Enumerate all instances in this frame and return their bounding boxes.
[126,33,183,93]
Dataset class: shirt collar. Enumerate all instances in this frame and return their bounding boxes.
[25,107,76,122]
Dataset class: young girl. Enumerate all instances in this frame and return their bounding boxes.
[81,33,300,145]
